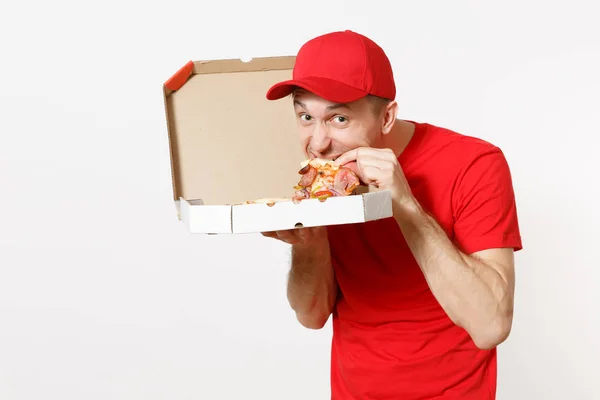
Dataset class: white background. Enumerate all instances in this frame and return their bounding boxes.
[1,0,598,399]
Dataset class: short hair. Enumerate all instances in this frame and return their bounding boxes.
[366,95,392,116]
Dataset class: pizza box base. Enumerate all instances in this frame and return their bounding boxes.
[178,190,393,234]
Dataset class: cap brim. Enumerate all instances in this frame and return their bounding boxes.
[265,76,369,103]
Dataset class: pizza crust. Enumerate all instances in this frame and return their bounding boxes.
[242,197,292,206]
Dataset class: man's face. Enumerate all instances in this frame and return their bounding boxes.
[292,89,386,162]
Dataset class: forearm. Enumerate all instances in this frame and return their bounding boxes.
[394,198,513,348]
[287,240,337,329]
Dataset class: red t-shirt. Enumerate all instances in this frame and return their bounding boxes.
[326,121,523,399]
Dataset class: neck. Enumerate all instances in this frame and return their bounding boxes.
[379,119,415,157]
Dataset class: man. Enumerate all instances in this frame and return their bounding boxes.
[262,30,522,399]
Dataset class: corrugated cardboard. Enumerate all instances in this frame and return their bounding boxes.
[162,56,393,234]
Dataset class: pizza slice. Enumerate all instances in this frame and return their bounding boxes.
[292,158,360,203]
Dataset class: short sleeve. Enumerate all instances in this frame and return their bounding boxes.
[451,146,523,254]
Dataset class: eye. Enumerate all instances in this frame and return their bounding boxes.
[331,115,349,125]
[299,113,312,121]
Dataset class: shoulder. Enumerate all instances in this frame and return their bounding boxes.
[408,122,522,253]
[412,121,518,213]
[420,121,500,152]
[422,122,514,189]
[414,121,509,172]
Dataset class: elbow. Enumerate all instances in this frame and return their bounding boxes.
[471,315,513,350]
[296,312,331,330]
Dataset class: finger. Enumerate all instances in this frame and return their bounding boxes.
[350,155,393,184]
[296,225,320,242]
[333,148,360,166]
[335,147,397,167]
[276,230,302,245]
[357,155,396,172]
[262,231,296,245]
[379,148,399,162]
[359,165,389,187]
[357,148,398,164]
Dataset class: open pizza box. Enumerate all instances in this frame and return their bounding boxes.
[162,56,393,234]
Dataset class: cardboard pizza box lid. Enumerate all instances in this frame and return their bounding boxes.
[162,56,393,234]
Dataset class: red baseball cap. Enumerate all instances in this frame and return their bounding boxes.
[266,30,396,103]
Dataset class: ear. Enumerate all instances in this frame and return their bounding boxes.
[381,101,398,134]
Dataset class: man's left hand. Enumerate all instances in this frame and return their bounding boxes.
[334,147,415,210]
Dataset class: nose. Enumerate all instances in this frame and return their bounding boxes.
[308,123,332,157]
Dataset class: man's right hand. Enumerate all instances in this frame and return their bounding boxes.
[261,226,329,246]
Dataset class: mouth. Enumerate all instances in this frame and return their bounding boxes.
[317,155,341,161]
[306,148,343,161]
[308,153,339,161]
